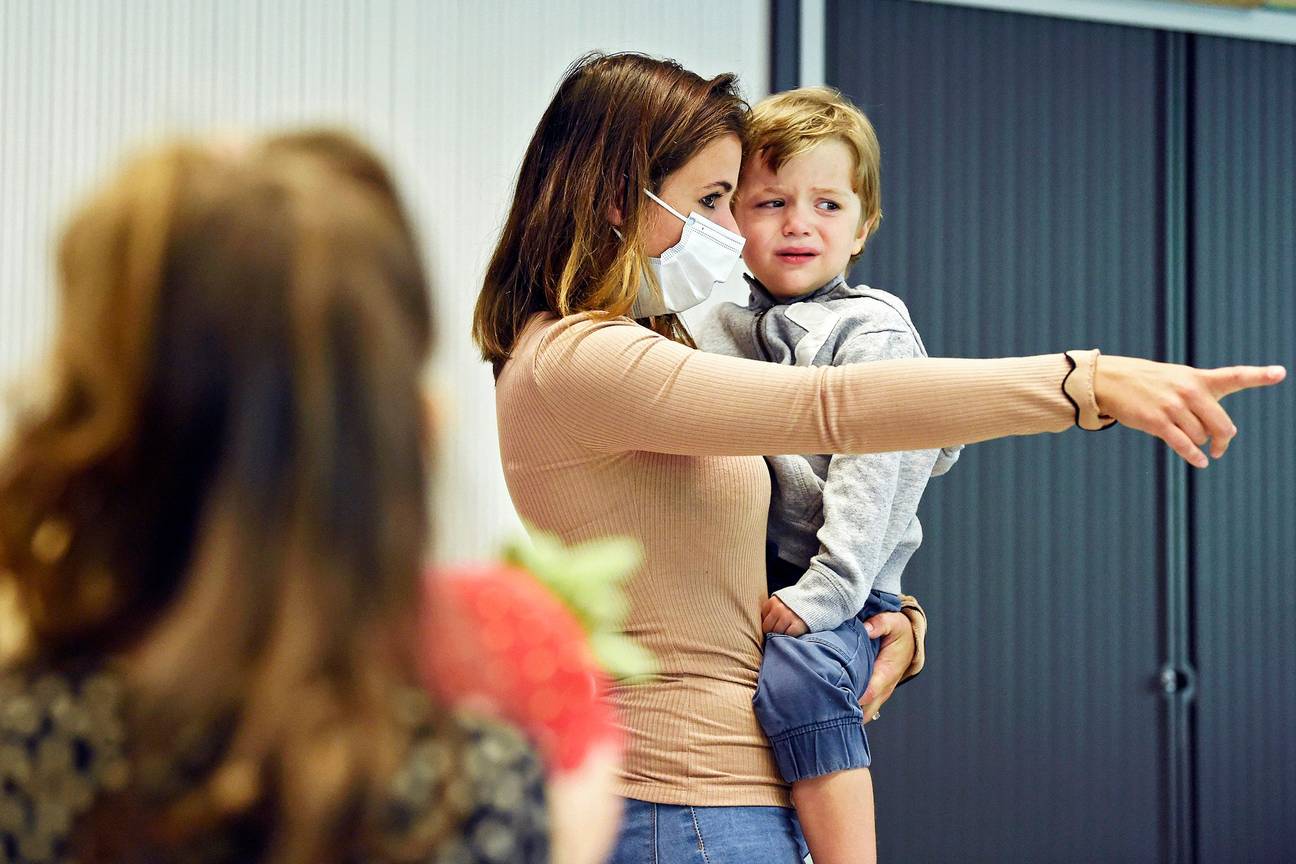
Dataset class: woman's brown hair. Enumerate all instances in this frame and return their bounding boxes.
[0,131,459,861]
[472,52,748,373]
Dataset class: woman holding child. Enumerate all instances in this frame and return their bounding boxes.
[473,52,1283,863]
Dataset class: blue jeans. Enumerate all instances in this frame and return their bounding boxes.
[607,798,807,864]
[753,590,902,783]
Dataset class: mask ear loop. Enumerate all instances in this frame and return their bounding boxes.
[643,188,688,224]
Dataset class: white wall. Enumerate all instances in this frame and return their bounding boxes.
[0,0,768,561]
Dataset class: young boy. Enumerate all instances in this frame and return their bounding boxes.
[693,86,961,863]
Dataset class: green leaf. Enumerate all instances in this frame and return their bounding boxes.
[503,526,657,682]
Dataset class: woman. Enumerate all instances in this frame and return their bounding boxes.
[0,131,548,863]
[472,52,1283,862]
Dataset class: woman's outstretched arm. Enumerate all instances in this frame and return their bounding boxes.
[527,314,1284,466]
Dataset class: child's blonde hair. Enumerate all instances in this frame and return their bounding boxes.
[745,86,882,250]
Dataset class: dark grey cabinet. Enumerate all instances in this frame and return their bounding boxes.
[1190,35,1296,864]
[819,2,1295,861]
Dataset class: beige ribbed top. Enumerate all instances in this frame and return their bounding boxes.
[495,313,1085,807]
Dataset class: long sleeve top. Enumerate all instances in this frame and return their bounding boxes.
[495,311,1092,806]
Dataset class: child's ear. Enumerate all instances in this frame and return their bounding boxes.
[851,215,876,256]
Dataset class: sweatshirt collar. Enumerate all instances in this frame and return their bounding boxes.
[743,272,850,311]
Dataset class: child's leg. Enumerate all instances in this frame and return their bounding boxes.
[792,767,877,864]
[754,594,900,864]
[754,623,877,864]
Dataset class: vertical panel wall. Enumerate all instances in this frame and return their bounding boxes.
[827,2,1167,861]
[0,0,769,560]
[1190,35,1296,864]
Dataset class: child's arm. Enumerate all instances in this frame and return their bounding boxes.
[772,324,933,634]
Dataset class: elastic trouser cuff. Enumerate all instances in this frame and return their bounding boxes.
[768,717,872,783]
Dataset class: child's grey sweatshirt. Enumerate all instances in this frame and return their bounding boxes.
[691,274,961,632]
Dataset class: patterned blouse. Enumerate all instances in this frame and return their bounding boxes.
[0,667,549,864]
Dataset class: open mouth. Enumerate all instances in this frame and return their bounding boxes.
[775,249,818,263]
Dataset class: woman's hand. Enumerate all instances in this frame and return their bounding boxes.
[549,742,624,864]
[1096,357,1285,468]
[859,610,916,724]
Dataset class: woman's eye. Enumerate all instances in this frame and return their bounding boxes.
[700,193,720,209]
[816,200,841,212]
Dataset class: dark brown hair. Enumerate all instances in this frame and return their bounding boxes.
[472,52,747,372]
[0,131,457,861]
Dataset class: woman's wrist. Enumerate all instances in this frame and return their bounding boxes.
[1063,349,1117,431]
[897,594,927,684]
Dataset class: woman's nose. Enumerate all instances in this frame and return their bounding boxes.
[715,204,742,236]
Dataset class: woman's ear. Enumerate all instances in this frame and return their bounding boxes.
[608,173,635,227]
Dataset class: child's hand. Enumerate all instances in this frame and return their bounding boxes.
[761,596,809,636]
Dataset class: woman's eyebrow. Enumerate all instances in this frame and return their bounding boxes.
[703,180,734,192]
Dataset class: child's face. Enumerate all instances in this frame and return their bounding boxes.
[734,138,869,300]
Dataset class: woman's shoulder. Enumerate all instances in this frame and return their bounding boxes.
[500,312,679,413]
[509,311,657,374]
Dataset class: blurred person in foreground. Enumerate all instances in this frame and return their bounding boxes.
[0,131,552,864]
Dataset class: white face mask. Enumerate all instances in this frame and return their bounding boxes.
[630,188,746,318]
